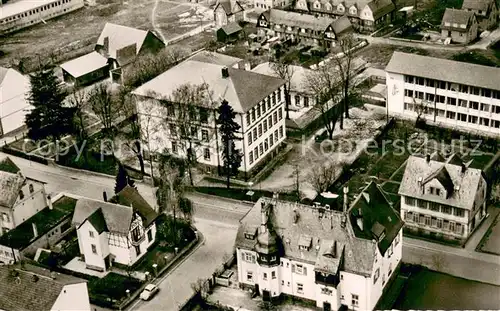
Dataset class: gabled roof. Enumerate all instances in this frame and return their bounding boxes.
[348,182,404,255]
[110,185,159,227]
[236,198,380,276]
[251,62,315,94]
[367,0,396,20]
[188,50,243,67]
[441,8,476,31]
[331,15,353,35]
[385,52,500,92]
[0,171,24,207]
[132,60,285,113]
[462,0,495,11]
[0,67,8,84]
[87,208,108,234]
[260,9,337,33]
[0,67,31,118]
[216,0,244,15]
[96,23,150,59]
[0,156,21,174]
[220,21,243,35]
[72,198,134,235]
[399,155,484,210]
[60,52,108,78]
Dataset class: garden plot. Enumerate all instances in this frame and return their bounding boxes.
[155,3,214,40]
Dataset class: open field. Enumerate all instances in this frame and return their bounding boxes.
[0,0,214,73]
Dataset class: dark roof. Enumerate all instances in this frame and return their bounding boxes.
[220,22,243,35]
[399,154,484,210]
[0,156,21,174]
[349,182,404,255]
[87,208,108,234]
[446,153,464,166]
[188,50,243,67]
[216,0,244,15]
[441,8,476,31]
[0,171,24,207]
[236,198,381,276]
[429,151,446,162]
[0,196,77,250]
[367,0,396,20]
[72,198,134,235]
[260,9,338,32]
[331,15,353,35]
[132,60,285,113]
[385,52,500,92]
[462,0,494,11]
[0,266,64,311]
[110,185,158,227]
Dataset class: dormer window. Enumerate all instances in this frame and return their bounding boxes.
[338,4,344,12]
[350,6,357,15]
[29,184,34,193]
[19,190,24,200]
[298,235,312,251]
[244,233,255,240]
[325,3,331,10]
[460,24,466,28]
[314,1,320,9]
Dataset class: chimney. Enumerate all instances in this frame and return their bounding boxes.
[221,67,229,78]
[461,163,466,173]
[32,223,38,238]
[103,36,109,53]
[260,202,267,233]
[343,186,349,213]
[47,195,52,210]
[426,154,431,163]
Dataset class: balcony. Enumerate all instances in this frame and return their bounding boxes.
[315,271,339,287]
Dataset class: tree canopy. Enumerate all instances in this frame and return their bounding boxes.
[217,100,242,188]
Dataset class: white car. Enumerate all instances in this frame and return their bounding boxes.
[140,284,159,301]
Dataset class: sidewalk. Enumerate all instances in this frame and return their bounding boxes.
[465,205,500,251]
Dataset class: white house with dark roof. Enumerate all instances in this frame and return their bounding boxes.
[294,0,395,33]
[257,9,353,47]
[385,52,500,137]
[399,153,487,244]
[462,0,498,31]
[0,264,91,311]
[214,0,245,28]
[440,8,478,44]
[72,186,159,272]
[132,59,286,177]
[0,157,48,236]
[0,67,32,136]
[235,182,403,310]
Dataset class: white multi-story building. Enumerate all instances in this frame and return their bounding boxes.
[399,152,488,244]
[235,182,404,310]
[0,157,48,236]
[385,52,500,137]
[72,186,159,272]
[132,59,287,177]
[254,0,292,10]
[0,0,84,34]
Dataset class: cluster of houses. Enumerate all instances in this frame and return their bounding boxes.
[440,0,498,44]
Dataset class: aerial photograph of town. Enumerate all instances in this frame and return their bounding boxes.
[0,0,499,310]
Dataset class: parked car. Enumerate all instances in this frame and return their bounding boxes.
[140,284,159,300]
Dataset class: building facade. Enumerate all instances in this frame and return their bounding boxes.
[0,67,32,136]
[440,8,478,44]
[235,182,403,310]
[294,0,396,33]
[399,153,488,244]
[257,9,353,48]
[254,0,292,9]
[72,190,158,272]
[214,0,245,28]
[462,0,498,31]
[132,60,287,177]
[385,52,500,137]
[0,0,84,34]
[0,158,48,236]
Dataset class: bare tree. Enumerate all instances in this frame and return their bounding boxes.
[305,62,344,137]
[309,162,338,194]
[163,83,216,186]
[88,83,123,136]
[413,97,431,125]
[271,60,295,119]
[67,88,88,143]
[332,34,359,120]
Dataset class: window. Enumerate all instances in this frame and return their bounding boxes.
[482,88,491,97]
[29,184,34,193]
[257,104,261,118]
[243,252,255,263]
[1,213,9,222]
[404,75,414,83]
[277,88,282,102]
[272,93,276,105]
[268,115,273,129]
[431,217,437,227]
[147,229,153,242]
[413,213,419,223]
[373,268,380,283]
[480,117,490,126]
[278,108,283,120]
[351,294,359,307]
[18,190,24,200]
[273,111,277,124]
[254,148,258,160]
[259,143,263,156]
[203,148,210,161]
[425,215,431,226]
[417,199,426,209]
[248,132,253,145]
[404,89,414,97]
[279,126,284,138]
[263,120,268,133]
[251,109,256,122]
[258,124,263,137]
[190,127,197,138]
[404,196,416,206]
[272,271,276,279]
[297,283,304,294]
[469,101,479,110]
[169,124,177,136]
[89,231,94,238]
[264,139,269,152]
[202,129,209,142]
[442,206,451,214]
[262,101,267,114]
[454,208,465,217]
[416,77,425,85]
[447,97,456,106]
[269,133,274,146]
[426,79,435,87]
[91,244,97,254]
[446,111,456,119]
[437,218,443,229]
[135,245,141,256]
[472,87,480,95]
[246,114,251,126]
[304,97,309,107]
[406,212,413,222]
[274,130,278,143]
[426,93,435,102]
[419,214,425,224]
[263,272,268,280]
[249,151,254,164]
[449,222,455,232]
[253,128,257,142]
[294,264,307,275]
[247,271,253,282]
[171,142,178,154]
[459,84,468,93]
[456,223,464,234]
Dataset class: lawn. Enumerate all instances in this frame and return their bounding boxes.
[452,50,500,67]
[88,272,143,307]
[394,268,500,310]
[477,213,500,255]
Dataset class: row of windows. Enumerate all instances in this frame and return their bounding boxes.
[170,141,211,161]
[18,184,36,201]
[249,126,284,164]
[403,103,500,129]
[166,105,210,123]
[404,75,500,99]
[169,124,210,142]
[405,212,465,234]
[246,90,281,126]
[1,0,73,23]
[404,89,500,113]
[248,108,282,145]
[404,197,466,217]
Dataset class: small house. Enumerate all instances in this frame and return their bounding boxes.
[440,8,478,44]
[60,52,109,87]
[214,0,245,28]
[0,67,31,136]
[462,0,498,31]
[217,22,243,42]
